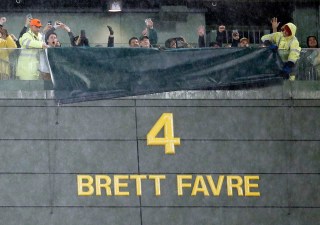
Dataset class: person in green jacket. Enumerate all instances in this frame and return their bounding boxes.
[261,22,301,80]
[142,18,158,47]
[16,18,49,80]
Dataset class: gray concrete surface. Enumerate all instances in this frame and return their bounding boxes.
[0,81,318,224]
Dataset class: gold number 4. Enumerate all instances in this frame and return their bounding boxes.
[147,113,181,154]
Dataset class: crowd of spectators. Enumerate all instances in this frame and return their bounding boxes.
[0,14,319,81]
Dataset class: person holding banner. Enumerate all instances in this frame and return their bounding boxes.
[261,22,301,80]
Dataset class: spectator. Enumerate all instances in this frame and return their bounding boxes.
[307,36,318,48]
[261,22,301,80]
[139,36,150,48]
[209,42,220,48]
[295,36,318,79]
[45,26,60,47]
[142,18,158,47]
[16,18,49,80]
[239,37,250,47]
[129,37,139,47]
[165,37,190,49]
[231,30,240,47]
[197,25,206,48]
[41,21,89,80]
[216,25,227,47]
[168,38,177,48]
[0,27,17,79]
[45,22,77,47]
[164,38,176,49]
[40,22,66,81]
[216,25,241,47]
[46,32,60,47]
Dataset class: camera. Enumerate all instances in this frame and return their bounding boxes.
[26,14,32,20]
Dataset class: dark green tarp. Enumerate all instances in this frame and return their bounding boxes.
[48,47,283,104]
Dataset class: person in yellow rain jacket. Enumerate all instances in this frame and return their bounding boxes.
[261,22,301,80]
[0,27,17,79]
[16,18,49,80]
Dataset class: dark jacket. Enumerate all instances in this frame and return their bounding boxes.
[148,28,158,47]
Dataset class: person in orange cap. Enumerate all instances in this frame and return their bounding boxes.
[16,18,50,80]
[19,18,48,48]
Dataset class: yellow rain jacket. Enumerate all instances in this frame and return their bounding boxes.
[16,29,43,80]
[0,35,17,79]
[261,23,301,64]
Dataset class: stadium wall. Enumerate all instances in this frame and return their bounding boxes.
[0,81,318,224]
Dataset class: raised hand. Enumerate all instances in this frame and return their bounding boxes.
[142,27,148,36]
[271,17,280,33]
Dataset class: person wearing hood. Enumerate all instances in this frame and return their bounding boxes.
[261,22,301,80]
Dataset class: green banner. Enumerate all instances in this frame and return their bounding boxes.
[48,47,283,103]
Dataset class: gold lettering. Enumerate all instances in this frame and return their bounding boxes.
[191,175,210,196]
[95,175,112,196]
[149,175,166,196]
[177,175,192,196]
[77,175,94,196]
[227,176,244,196]
[76,174,261,198]
[130,175,147,196]
[114,175,130,196]
[206,175,224,196]
[244,176,260,197]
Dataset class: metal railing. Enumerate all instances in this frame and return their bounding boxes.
[207,28,271,46]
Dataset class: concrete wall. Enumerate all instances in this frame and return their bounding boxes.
[0,12,205,47]
[0,81,318,224]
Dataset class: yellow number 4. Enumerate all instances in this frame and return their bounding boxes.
[147,113,181,154]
